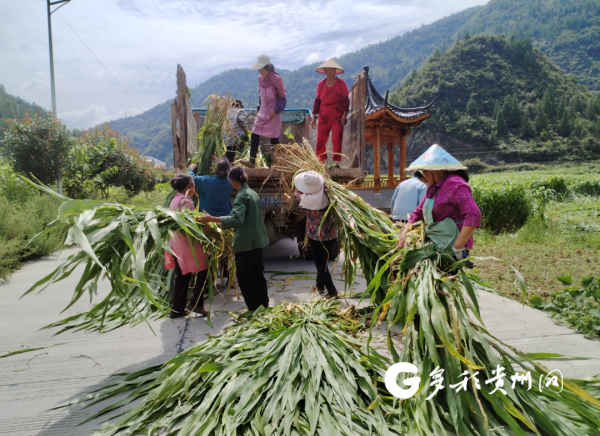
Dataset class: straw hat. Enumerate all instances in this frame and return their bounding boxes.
[406,144,468,171]
[316,59,345,75]
[294,171,329,210]
[250,54,271,71]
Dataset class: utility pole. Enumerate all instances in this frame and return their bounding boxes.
[46,0,72,193]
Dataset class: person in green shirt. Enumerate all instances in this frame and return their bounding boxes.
[197,166,270,311]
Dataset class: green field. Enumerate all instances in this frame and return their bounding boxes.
[470,166,600,301]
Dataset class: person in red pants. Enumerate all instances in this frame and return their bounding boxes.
[311,59,349,168]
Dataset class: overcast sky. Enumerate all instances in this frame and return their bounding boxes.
[1,0,488,129]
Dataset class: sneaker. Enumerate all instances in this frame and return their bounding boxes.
[324,292,338,300]
[240,160,255,168]
[169,310,185,319]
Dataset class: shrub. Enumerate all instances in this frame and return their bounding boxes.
[0,158,35,202]
[535,176,571,200]
[572,180,600,197]
[0,195,64,280]
[472,181,533,233]
[0,114,73,186]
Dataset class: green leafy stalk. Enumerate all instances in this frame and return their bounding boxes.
[21,179,234,333]
[59,300,403,436]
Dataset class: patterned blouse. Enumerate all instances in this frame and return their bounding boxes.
[294,189,338,241]
[223,108,248,148]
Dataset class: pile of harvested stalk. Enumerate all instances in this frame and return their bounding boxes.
[22,181,233,332]
[59,300,403,436]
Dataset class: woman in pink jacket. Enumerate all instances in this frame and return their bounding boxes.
[244,54,287,167]
[167,174,209,318]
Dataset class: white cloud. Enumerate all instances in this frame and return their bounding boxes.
[0,0,489,129]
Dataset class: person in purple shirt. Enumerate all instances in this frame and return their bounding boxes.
[397,145,481,260]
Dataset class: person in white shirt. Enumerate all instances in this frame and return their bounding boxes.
[390,171,428,222]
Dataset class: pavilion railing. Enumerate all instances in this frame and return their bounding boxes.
[347,176,404,190]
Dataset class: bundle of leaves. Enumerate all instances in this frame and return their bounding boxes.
[366,230,600,435]
[191,94,233,176]
[530,275,600,339]
[22,180,233,333]
[271,139,398,300]
[61,300,403,436]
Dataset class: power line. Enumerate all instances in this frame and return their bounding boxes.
[56,12,142,109]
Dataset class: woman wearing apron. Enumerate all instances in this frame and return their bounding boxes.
[397,144,481,260]
[244,54,287,168]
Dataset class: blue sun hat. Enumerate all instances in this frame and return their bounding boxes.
[406,144,468,171]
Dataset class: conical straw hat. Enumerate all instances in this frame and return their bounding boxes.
[316,59,345,75]
[406,144,468,171]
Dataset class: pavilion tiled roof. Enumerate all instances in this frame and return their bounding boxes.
[363,66,434,120]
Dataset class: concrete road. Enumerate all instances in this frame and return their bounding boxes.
[1,239,599,435]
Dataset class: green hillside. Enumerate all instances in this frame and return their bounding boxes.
[391,34,600,164]
[109,0,600,165]
[108,6,482,164]
[0,84,50,131]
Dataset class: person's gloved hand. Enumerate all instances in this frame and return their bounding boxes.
[453,247,464,260]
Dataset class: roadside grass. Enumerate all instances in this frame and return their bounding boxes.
[473,196,600,301]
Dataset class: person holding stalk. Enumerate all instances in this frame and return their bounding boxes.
[390,171,428,222]
[243,54,286,168]
[223,99,249,163]
[294,171,339,299]
[397,144,481,261]
[166,174,209,318]
[311,59,349,168]
[197,166,270,311]
[188,157,234,286]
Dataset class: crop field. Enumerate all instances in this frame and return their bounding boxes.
[469,167,600,301]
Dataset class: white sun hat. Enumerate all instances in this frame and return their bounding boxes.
[315,58,345,75]
[250,54,271,71]
[294,171,329,211]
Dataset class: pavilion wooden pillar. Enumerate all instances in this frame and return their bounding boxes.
[374,126,381,192]
[387,141,394,186]
[399,127,408,181]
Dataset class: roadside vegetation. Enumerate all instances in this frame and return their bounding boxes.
[0,116,173,281]
[470,169,600,311]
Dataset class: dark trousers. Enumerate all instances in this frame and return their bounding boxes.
[172,259,208,315]
[308,238,338,295]
[250,133,279,164]
[235,248,269,311]
[226,145,238,163]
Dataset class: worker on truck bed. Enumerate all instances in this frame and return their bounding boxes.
[311,59,349,169]
[224,99,249,163]
[294,170,339,300]
[243,54,286,168]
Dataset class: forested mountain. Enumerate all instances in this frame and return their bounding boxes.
[107,0,600,165]
[0,84,50,131]
[392,34,600,164]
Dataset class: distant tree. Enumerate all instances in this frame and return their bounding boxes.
[503,95,522,128]
[0,114,73,189]
[534,109,548,133]
[492,101,501,118]
[496,108,508,135]
[520,114,537,139]
[437,78,448,97]
[556,98,566,120]
[559,110,572,137]
[466,94,479,117]
[464,31,471,40]
[541,88,555,118]
[488,129,498,144]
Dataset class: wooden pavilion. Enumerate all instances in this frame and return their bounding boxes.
[359,66,433,192]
